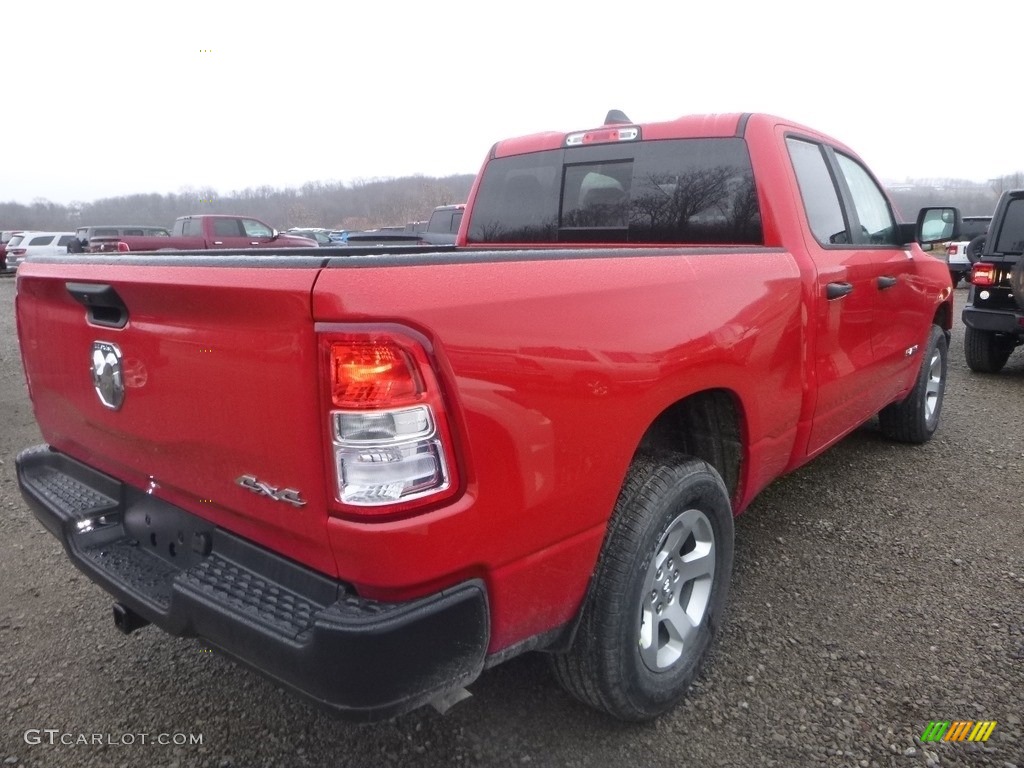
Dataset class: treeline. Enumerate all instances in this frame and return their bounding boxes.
[3,171,1024,233]
[886,172,1024,218]
[0,174,477,233]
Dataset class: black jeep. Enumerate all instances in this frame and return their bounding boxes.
[962,189,1024,372]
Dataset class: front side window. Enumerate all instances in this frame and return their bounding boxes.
[787,138,848,245]
[835,154,898,246]
[242,219,272,238]
[467,138,762,245]
[57,235,75,246]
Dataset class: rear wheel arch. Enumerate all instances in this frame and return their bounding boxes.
[635,388,746,505]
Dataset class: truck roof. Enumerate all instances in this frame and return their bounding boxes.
[490,112,852,159]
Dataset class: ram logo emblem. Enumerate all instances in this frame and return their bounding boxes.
[235,475,307,507]
[91,341,125,410]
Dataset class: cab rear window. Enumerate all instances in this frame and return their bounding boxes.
[466,138,762,245]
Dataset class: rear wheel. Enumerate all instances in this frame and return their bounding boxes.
[549,453,734,721]
[964,326,1014,373]
[879,325,947,443]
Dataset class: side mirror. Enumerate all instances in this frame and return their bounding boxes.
[916,207,960,244]
[270,229,280,241]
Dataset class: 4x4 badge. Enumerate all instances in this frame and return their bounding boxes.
[91,341,124,410]
[235,475,307,507]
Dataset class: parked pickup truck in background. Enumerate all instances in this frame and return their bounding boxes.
[68,225,172,253]
[944,214,992,286]
[89,214,317,252]
[345,204,465,246]
[15,111,957,723]
[419,203,465,245]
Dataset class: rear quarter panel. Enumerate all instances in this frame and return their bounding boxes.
[313,249,804,648]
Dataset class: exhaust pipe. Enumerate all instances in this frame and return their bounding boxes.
[112,602,150,635]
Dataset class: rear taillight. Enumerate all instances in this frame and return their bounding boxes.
[946,244,959,256]
[117,242,130,252]
[320,330,459,516]
[970,263,997,286]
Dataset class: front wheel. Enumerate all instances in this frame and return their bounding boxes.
[549,454,734,721]
[879,324,947,443]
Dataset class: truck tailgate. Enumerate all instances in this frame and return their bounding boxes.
[16,260,338,576]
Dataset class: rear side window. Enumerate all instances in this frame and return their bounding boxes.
[992,198,1024,254]
[467,138,762,245]
[183,218,204,237]
[214,219,243,237]
[787,138,848,245]
[28,235,55,246]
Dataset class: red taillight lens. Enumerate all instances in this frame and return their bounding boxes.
[329,341,423,408]
[117,241,130,252]
[946,244,959,256]
[320,330,460,517]
[970,263,997,286]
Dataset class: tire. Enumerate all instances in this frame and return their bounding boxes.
[964,325,1014,373]
[1012,259,1024,311]
[966,235,986,264]
[550,453,734,721]
[879,325,947,443]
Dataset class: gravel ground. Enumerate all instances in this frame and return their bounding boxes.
[0,273,1021,768]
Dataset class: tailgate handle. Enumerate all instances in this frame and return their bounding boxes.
[66,282,129,329]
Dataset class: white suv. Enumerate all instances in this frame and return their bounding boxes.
[945,215,992,286]
[5,231,76,269]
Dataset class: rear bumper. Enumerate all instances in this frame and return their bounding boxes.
[15,445,489,721]
[962,305,1024,336]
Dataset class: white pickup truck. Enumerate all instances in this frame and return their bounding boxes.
[945,215,992,285]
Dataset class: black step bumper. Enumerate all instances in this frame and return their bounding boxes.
[962,305,1024,335]
[15,445,489,721]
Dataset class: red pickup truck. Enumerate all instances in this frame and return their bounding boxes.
[89,214,317,251]
[15,111,957,723]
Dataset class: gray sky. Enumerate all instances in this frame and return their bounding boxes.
[3,0,1018,205]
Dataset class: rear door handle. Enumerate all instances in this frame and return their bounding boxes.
[826,282,854,300]
[877,275,898,289]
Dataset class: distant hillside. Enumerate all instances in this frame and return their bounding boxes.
[0,174,477,232]
[4,171,1023,232]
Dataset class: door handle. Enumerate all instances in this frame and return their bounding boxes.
[826,282,854,300]
[213,241,224,245]
[877,275,898,289]
[250,241,260,245]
